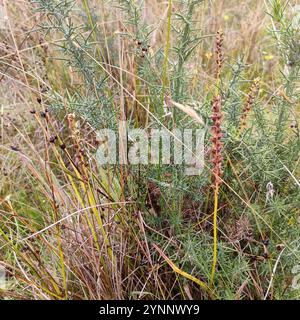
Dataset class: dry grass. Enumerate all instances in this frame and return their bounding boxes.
[0,0,300,300]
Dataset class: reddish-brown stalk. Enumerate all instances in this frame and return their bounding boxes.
[211,95,223,188]
[215,29,224,81]
[239,77,260,134]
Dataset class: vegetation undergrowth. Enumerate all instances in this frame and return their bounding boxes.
[0,0,299,300]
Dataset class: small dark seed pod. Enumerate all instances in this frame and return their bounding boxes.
[263,252,270,259]
[49,135,57,143]
[262,238,269,246]
[10,146,20,152]
[276,244,285,251]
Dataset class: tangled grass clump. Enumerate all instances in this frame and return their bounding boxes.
[0,0,300,300]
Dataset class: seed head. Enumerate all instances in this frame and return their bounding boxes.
[211,95,223,188]
[239,78,260,133]
[215,29,224,80]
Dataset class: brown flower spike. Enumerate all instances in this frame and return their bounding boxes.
[211,95,223,187]
[215,29,224,80]
[239,77,260,132]
[211,29,224,188]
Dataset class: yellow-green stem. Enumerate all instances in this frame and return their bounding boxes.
[210,184,219,287]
